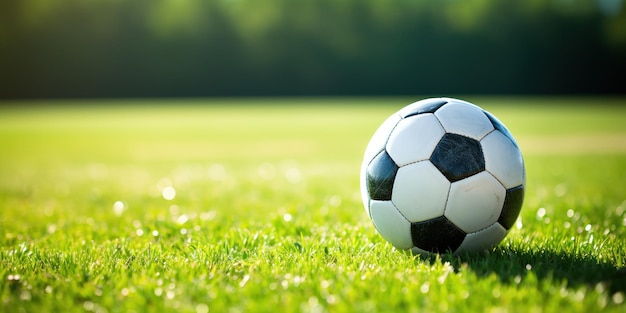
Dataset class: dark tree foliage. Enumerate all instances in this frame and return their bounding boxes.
[1,0,624,98]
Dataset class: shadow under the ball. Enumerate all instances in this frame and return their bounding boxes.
[423,248,626,294]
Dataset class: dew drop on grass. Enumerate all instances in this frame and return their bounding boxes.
[152,230,159,237]
[166,290,175,299]
[437,272,449,285]
[536,208,546,220]
[239,275,250,287]
[326,295,337,304]
[567,209,574,218]
[294,276,304,286]
[573,290,585,302]
[83,301,95,311]
[169,205,180,215]
[492,288,501,298]
[8,274,20,281]
[113,201,126,216]
[613,292,625,304]
[420,282,430,294]
[162,186,176,200]
[177,214,189,225]
[196,304,209,313]
[283,213,293,222]
[136,229,144,236]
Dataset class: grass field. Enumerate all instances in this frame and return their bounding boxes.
[1,97,625,313]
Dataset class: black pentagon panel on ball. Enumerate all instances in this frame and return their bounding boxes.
[483,111,518,148]
[367,150,399,201]
[498,185,525,230]
[430,133,485,182]
[400,99,448,118]
[411,216,466,253]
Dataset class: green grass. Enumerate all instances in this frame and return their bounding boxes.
[1,97,625,313]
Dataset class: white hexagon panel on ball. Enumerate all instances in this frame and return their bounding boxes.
[392,161,450,222]
[434,101,494,140]
[369,200,413,249]
[482,130,525,189]
[386,114,445,167]
[362,113,402,164]
[445,172,506,233]
[455,223,508,254]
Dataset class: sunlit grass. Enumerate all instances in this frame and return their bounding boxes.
[1,97,625,312]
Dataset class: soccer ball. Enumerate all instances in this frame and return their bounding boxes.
[360,98,525,255]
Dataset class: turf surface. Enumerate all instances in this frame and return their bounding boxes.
[1,97,625,312]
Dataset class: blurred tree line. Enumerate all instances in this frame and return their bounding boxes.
[1,0,625,98]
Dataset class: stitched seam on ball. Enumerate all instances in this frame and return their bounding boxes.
[389,200,411,224]
[467,222,499,235]
[400,159,430,168]
[441,181,452,216]
[381,113,403,160]
[431,111,447,134]
[479,128,496,141]
[367,113,402,168]
[486,169,507,190]
[396,112,444,168]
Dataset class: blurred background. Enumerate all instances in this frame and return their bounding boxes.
[1,0,625,99]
